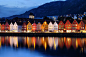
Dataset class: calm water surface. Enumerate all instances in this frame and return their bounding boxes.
[0,36,86,57]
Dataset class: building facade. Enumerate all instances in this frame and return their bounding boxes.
[22,22,27,32]
[1,24,4,32]
[37,22,42,32]
[32,22,37,32]
[27,22,32,32]
[10,22,13,32]
[13,22,18,32]
[53,22,58,32]
[65,20,72,33]
[42,21,48,32]
[79,21,85,30]
[48,22,54,32]
[72,20,78,32]
[58,21,64,33]
[4,22,10,32]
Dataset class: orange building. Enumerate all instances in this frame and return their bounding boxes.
[1,24,4,32]
[27,22,32,32]
[85,24,86,31]
[58,21,64,33]
[78,21,85,30]
[4,22,10,32]
[72,20,78,32]
[65,20,72,33]
[42,21,48,32]
[22,22,27,32]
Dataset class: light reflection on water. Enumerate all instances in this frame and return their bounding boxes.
[0,36,86,56]
[0,36,86,50]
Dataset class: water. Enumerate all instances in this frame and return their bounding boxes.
[0,36,86,57]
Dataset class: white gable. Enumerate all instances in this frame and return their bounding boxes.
[13,22,18,32]
[10,22,13,31]
[48,22,54,31]
[54,22,58,30]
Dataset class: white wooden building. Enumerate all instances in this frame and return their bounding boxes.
[10,22,13,32]
[54,22,58,32]
[48,22,54,32]
[13,22,18,32]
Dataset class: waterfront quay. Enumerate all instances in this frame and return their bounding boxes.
[0,33,86,37]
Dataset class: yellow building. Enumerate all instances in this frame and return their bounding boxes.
[27,22,32,32]
[0,23,1,32]
[42,21,48,32]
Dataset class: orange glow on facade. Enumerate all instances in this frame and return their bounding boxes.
[27,22,32,32]
[72,20,78,32]
[58,21,64,32]
[85,24,86,31]
[79,21,85,30]
[65,20,72,33]
[32,23,37,32]
[1,24,4,32]
[42,21,48,32]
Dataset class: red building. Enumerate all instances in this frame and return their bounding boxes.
[32,22,37,32]
[58,21,64,33]
[72,20,78,32]
[22,22,27,32]
[1,24,4,32]
[65,20,72,33]
[79,21,85,30]
[4,22,10,32]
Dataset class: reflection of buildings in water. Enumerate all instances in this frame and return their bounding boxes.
[48,37,54,49]
[27,37,32,48]
[1,36,5,45]
[5,36,10,46]
[13,37,18,47]
[10,36,14,47]
[84,47,86,53]
[72,38,78,49]
[84,38,86,47]
[36,37,42,47]
[64,37,72,49]
[32,37,36,49]
[21,37,27,46]
[54,37,58,50]
[77,38,84,48]
[58,37,64,48]
[0,36,1,47]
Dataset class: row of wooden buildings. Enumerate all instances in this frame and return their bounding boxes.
[0,19,85,33]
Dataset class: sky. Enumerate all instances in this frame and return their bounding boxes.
[0,0,66,18]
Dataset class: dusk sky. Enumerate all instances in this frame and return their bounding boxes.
[0,0,66,17]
